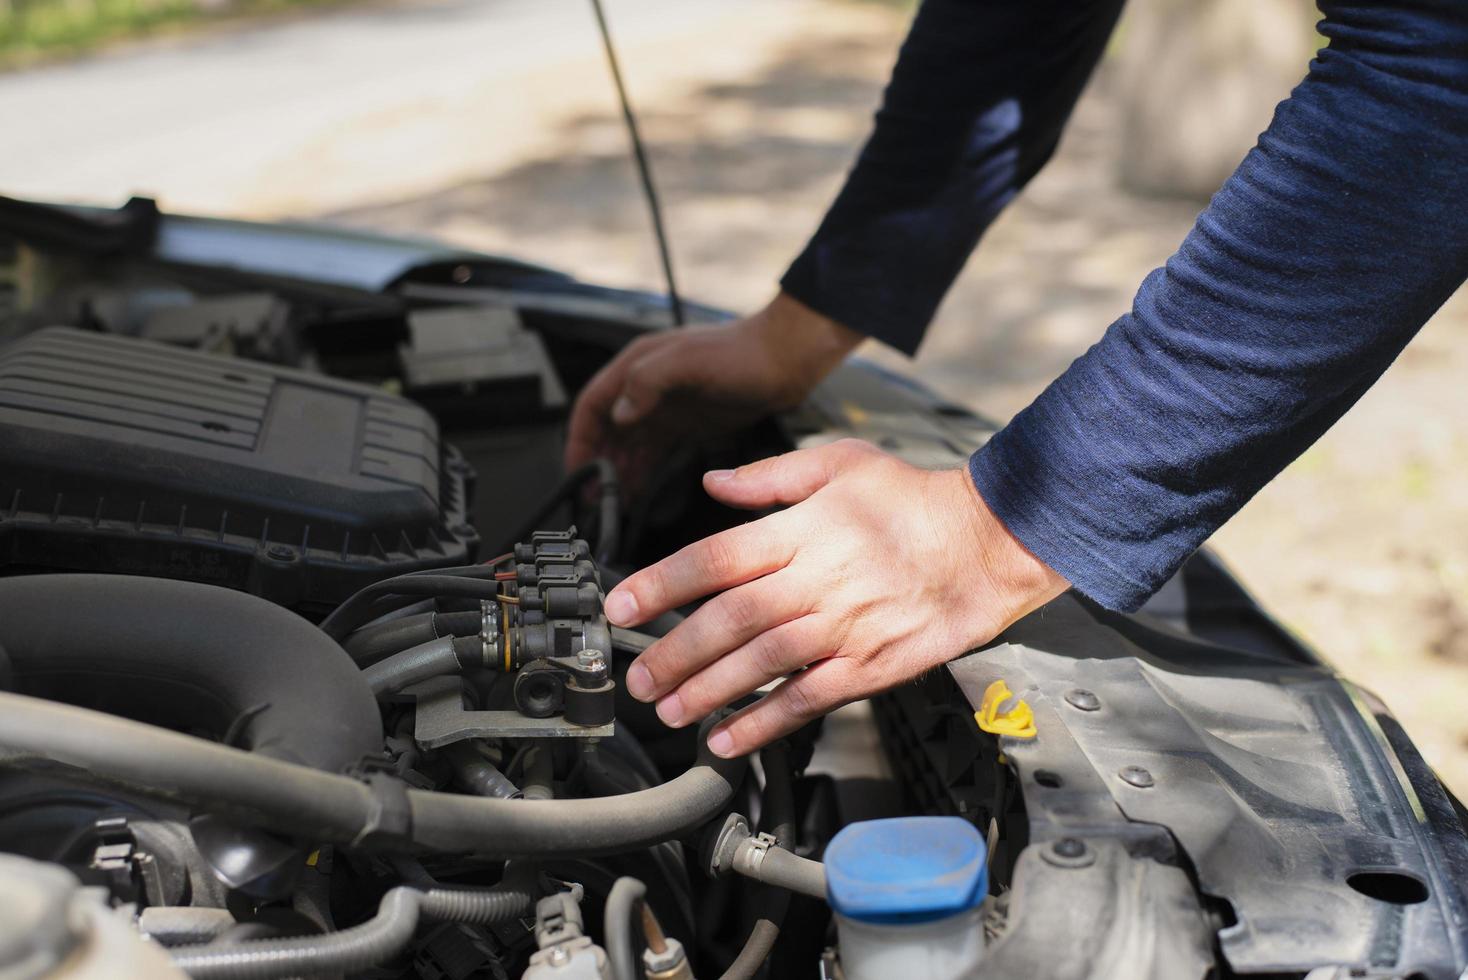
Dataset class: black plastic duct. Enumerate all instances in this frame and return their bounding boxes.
[0,574,382,893]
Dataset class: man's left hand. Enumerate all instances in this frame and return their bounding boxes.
[603,439,1069,758]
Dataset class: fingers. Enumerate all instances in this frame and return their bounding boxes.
[624,571,813,703]
[706,656,862,758]
[564,340,641,471]
[565,333,703,472]
[702,439,874,510]
[604,512,796,627]
[611,344,689,427]
[652,614,831,728]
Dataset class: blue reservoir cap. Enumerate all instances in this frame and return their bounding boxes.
[825,816,988,925]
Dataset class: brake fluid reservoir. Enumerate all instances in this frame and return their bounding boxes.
[826,816,988,980]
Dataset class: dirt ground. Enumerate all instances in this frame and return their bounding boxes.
[321,1,1468,796]
[9,0,1463,793]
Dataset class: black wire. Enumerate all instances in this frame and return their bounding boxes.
[589,0,686,327]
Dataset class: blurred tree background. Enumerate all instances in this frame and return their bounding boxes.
[1117,0,1318,198]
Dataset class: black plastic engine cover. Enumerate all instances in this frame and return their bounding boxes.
[0,327,476,608]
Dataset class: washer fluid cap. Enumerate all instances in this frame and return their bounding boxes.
[825,816,988,925]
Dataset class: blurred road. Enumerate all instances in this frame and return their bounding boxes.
[3,0,1467,793]
[0,0,802,215]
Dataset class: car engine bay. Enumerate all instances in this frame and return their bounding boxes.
[1,198,1467,980]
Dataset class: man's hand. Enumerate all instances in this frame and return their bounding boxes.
[603,440,1069,758]
[564,292,862,489]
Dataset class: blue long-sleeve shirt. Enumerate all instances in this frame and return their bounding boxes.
[780,0,1468,611]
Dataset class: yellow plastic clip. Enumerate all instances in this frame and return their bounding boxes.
[975,679,1037,739]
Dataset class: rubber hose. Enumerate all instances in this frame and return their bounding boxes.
[0,575,379,773]
[594,458,622,565]
[605,876,648,980]
[502,459,620,563]
[611,626,656,656]
[746,847,826,900]
[410,721,745,855]
[343,611,481,665]
[720,744,798,980]
[137,907,236,946]
[361,635,484,697]
[170,885,531,980]
[446,744,521,799]
[320,575,504,640]
[0,693,745,857]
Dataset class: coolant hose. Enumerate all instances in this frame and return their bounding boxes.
[170,884,532,980]
[0,693,746,857]
[742,846,826,900]
[343,610,482,665]
[720,744,799,980]
[320,574,503,641]
[361,635,486,696]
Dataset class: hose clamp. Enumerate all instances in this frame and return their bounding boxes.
[480,599,503,671]
[733,832,779,880]
[351,771,414,850]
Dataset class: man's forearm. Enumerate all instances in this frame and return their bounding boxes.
[781,0,1125,354]
[972,0,1468,611]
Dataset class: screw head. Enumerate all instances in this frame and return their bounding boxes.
[266,544,295,561]
[1041,836,1096,869]
[1053,837,1085,858]
[1065,688,1101,711]
[1119,765,1155,788]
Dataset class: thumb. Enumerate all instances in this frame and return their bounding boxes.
[704,440,866,509]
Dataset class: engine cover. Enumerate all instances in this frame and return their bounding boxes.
[0,326,476,608]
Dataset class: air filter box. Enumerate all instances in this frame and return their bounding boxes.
[0,327,477,609]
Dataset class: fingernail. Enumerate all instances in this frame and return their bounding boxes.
[706,469,735,483]
[708,728,736,758]
[626,662,654,701]
[604,590,638,626]
[611,395,637,425]
[655,692,684,727]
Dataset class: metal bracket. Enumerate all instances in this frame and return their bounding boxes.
[407,676,613,748]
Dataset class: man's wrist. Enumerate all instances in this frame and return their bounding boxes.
[941,467,1069,632]
[751,291,863,384]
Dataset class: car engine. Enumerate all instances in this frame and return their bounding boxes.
[2,199,1466,980]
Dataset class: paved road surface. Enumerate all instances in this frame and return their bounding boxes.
[0,0,796,216]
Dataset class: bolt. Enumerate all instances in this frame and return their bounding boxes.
[1065,688,1101,711]
[266,545,295,561]
[1053,837,1086,859]
[1119,765,1155,788]
[1040,835,1095,869]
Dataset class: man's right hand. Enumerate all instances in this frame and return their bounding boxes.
[564,292,863,490]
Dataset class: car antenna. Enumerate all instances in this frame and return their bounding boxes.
[589,0,687,327]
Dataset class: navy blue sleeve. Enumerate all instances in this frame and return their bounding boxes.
[780,0,1125,355]
[971,0,1468,610]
